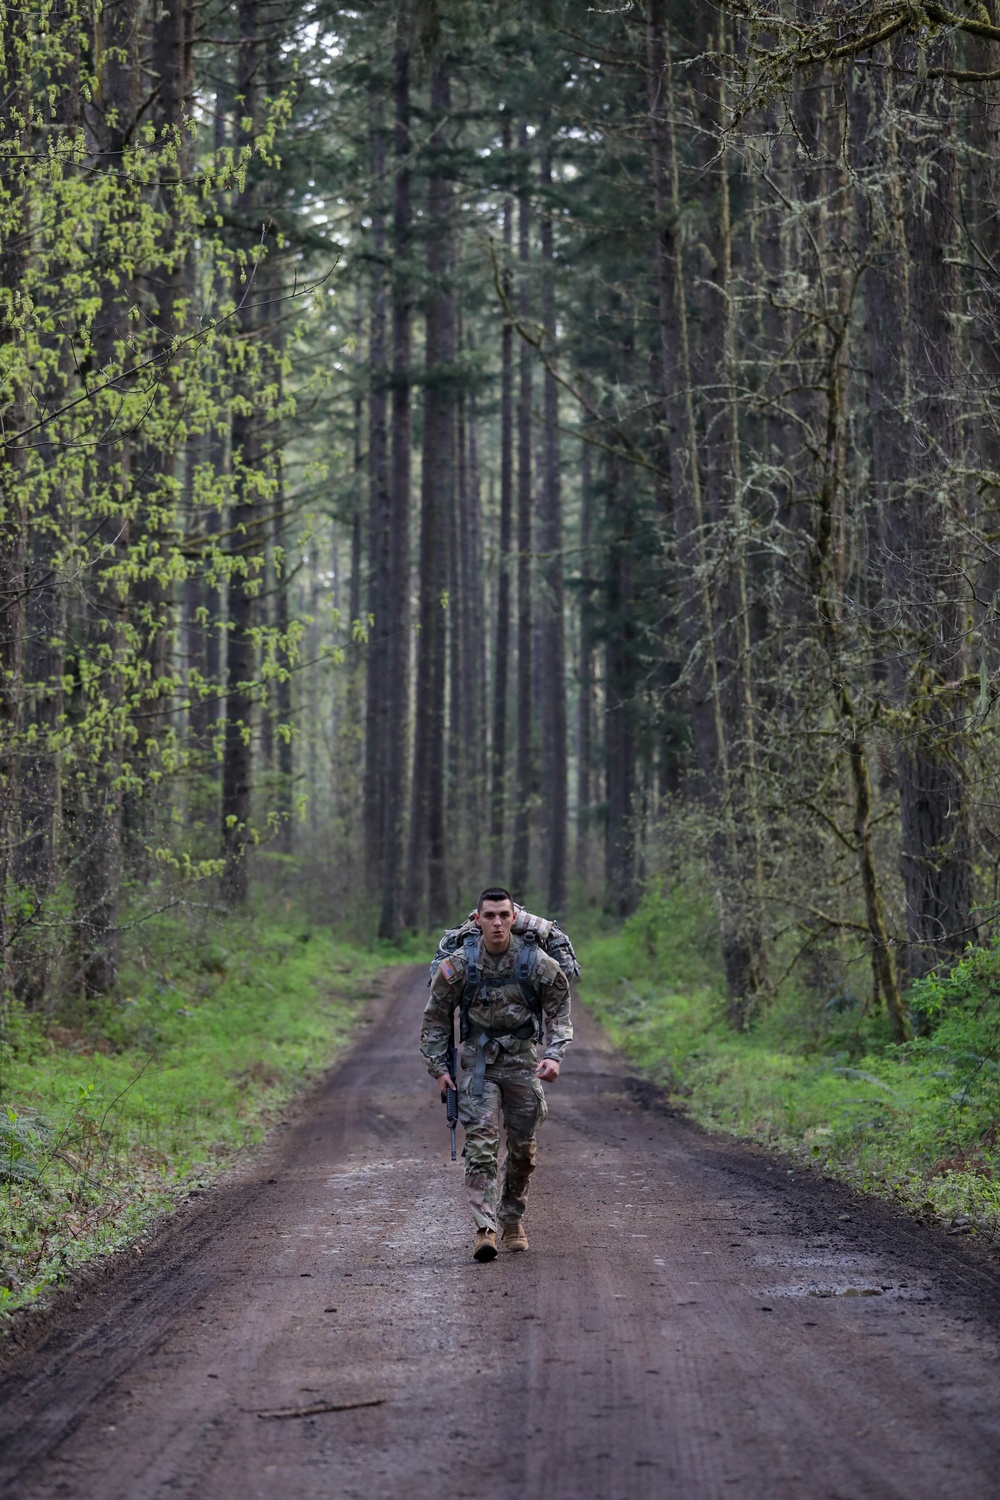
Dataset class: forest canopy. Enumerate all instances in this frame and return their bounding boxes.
[2,0,999,1039]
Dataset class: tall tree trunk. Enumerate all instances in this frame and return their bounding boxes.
[577,436,594,889]
[647,0,764,1014]
[186,86,228,788]
[365,76,390,886]
[490,115,514,859]
[183,431,209,750]
[810,60,908,1043]
[11,1,78,1006]
[16,542,65,1007]
[264,44,293,855]
[341,282,366,843]
[603,431,637,916]
[220,0,262,906]
[646,0,724,793]
[404,55,452,930]
[703,14,769,1018]
[859,45,973,984]
[896,55,973,977]
[69,0,142,994]
[271,442,294,853]
[0,2,30,1002]
[538,142,567,913]
[510,120,534,897]
[462,386,486,832]
[378,31,412,939]
[450,326,480,881]
[127,0,193,862]
[449,388,464,857]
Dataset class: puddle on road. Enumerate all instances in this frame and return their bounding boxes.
[758,1282,930,1301]
[751,1251,873,1268]
[749,1247,930,1301]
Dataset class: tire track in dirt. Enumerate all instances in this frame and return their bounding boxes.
[2,966,1000,1499]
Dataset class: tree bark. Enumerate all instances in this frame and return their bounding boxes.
[603,431,638,917]
[271,443,294,853]
[126,0,194,860]
[186,86,228,784]
[647,0,766,1014]
[510,120,534,898]
[462,387,486,828]
[11,1,79,1006]
[364,76,390,885]
[69,0,142,993]
[220,0,263,907]
[341,282,366,840]
[0,1,31,1002]
[860,45,973,982]
[264,44,293,854]
[404,54,452,930]
[490,115,514,859]
[377,31,413,939]
[451,321,484,879]
[646,0,725,790]
[538,142,567,914]
[449,386,464,852]
[896,59,973,977]
[577,436,594,889]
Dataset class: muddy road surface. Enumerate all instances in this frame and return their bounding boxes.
[2,967,1000,1499]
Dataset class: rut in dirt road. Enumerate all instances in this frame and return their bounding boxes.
[2,966,1000,1500]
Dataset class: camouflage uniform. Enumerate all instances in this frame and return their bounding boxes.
[420,931,573,1233]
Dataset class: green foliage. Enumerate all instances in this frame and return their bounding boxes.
[0,904,393,1319]
[907,940,1000,1150]
[0,2,309,995]
[0,1108,47,1187]
[581,885,1000,1240]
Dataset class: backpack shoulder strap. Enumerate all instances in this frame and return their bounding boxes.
[463,929,481,988]
[515,931,544,1038]
[515,928,539,983]
[458,930,482,1042]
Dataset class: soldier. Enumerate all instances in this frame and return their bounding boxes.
[420,885,573,1261]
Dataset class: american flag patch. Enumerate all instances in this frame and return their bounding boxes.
[440,957,459,984]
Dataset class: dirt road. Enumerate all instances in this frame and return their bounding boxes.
[2,966,1000,1499]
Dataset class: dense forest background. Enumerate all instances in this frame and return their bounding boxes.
[3,0,1000,1039]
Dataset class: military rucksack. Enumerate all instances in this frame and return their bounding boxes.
[429,904,581,986]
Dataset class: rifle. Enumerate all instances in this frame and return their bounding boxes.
[441,1040,458,1161]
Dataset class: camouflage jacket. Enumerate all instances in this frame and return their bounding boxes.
[420,930,573,1078]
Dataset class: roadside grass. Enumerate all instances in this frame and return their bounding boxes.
[578,885,1000,1244]
[0,903,407,1322]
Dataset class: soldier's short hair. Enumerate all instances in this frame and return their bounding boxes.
[477,886,514,911]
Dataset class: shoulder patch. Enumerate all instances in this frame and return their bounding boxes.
[536,950,562,983]
[439,956,461,985]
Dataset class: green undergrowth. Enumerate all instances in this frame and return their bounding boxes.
[578,885,1000,1246]
[0,905,403,1323]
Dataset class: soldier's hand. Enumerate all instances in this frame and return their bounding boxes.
[437,1072,456,1097]
[536,1058,560,1082]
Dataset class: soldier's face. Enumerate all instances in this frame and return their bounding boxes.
[475,901,515,953]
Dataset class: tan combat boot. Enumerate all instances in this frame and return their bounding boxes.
[473,1227,498,1262]
[501,1221,528,1252]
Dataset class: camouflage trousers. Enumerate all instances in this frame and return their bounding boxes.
[457,1045,548,1233]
